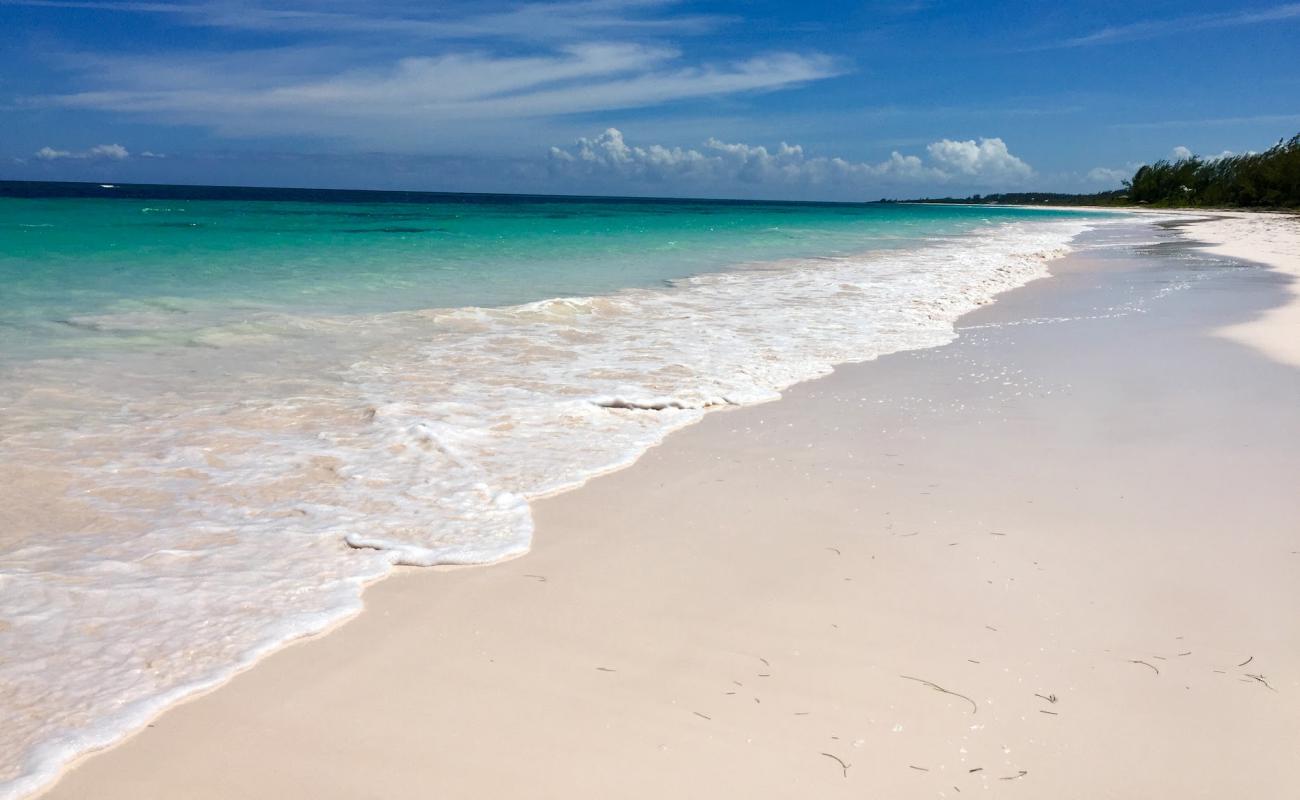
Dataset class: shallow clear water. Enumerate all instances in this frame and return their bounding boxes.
[1,186,1090,360]
[0,182,1112,799]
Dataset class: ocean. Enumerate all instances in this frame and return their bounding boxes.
[0,181,1109,797]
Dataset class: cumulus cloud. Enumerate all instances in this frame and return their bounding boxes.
[548,128,1033,190]
[35,143,131,160]
[34,147,72,160]
[1169,145,1242,162]
[89,143,130,159]
[926,138,1033,180]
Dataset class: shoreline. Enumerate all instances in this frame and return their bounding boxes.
[25,209,1300,796]
[3,209,1097,798]
[1193,211,1300,367]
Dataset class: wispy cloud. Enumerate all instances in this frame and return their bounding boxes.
[27,45,840,146]
[1060,3,1300,47]
[13,0,841,148]
[0,0,729,41]
[547,128,1033,189]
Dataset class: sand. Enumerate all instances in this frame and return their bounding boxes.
[1195,211,1300,367]
[36,212,1300,799]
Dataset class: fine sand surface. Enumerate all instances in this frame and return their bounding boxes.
[1196,210,1300,368]
[39,214,1300,799]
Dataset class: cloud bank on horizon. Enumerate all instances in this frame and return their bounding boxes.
[1,0,1296,198]
[548,129,1033,194]
[35,143,129,161]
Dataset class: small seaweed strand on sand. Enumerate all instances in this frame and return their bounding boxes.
[1237,656,1254,667]
[820,752,851,777]
[1243,673,1277,692]
[1000,770,1029,781]
[1129,659,1160,675]
[900,675,978,714]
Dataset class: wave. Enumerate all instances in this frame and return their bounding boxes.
[0,216,1098,799]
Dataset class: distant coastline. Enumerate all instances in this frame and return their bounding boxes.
[897,132,1299,210]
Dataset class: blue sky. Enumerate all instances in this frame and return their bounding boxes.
[2,0,1298,199]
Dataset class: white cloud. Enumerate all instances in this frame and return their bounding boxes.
[32,46,840,146]
[18,1,840,151]
[4,0,729,42]
[1169,146,1240,162]
[35,146,73,160]
[1086,166,1131,185]
[925,137,1033,180]
[548,128,1034,189]
[35,143,131,160]
[88,143,130,159]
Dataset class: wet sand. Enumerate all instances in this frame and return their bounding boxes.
[39,213,1300,799]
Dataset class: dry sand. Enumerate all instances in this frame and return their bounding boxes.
[39,213,1300,799]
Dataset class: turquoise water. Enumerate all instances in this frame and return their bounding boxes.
[0,188,1094,360]
[0,182,1112,800]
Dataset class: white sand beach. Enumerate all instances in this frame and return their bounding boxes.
[36,211,1300,799]
[1197,211,1300,367]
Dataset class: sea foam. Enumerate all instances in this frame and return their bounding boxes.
[0,217,1096,798]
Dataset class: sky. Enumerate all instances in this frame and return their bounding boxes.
[1,0,1298,200]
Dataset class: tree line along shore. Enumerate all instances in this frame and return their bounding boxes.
[899,132,1300,210]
